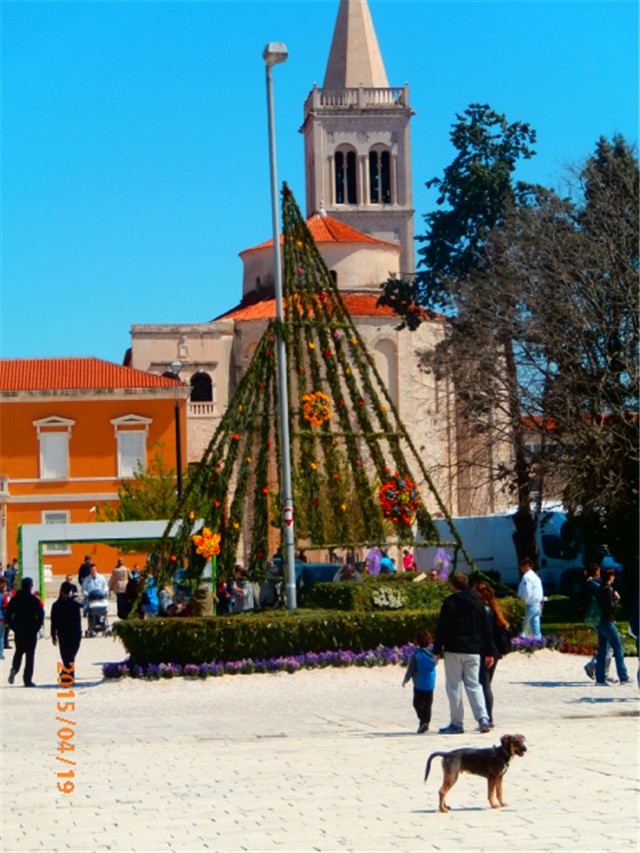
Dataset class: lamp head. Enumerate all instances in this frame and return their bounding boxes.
[263,42,288,66]
[170,361,182,376]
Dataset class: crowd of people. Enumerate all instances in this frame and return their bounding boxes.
[3,546,636,697]
[400,555,636,736]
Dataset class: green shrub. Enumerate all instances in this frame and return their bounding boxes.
[299,573,451,611]
[112,608,441,665]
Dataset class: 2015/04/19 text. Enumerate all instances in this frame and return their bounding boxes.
[55,662,76,795]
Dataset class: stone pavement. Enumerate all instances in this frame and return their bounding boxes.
[1,616,638,853]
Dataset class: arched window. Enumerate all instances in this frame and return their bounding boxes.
[190,371,213,402]
[373,339,398,406]
[369,149,391,204]
[335,149,357,204]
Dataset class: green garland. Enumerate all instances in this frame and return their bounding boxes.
[146,184,470,601]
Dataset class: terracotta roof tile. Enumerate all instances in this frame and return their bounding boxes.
[0,358,181,391]
[218,292,402,322]
[240,212,400,255]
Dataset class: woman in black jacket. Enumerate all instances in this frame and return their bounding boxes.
[473,581,509,728]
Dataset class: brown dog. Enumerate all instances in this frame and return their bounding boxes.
[424,733,527,812]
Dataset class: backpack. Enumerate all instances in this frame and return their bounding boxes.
[584,597,601,629]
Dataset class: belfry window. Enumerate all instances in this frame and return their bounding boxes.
[190,371,213,402]
[369,149,391,204]
[335,149,357,204]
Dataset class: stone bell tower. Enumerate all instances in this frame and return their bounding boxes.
[301,0,415,274]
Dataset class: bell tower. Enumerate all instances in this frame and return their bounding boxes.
[301,0,415,274]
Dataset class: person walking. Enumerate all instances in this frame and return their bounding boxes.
[4,559,17,591]
[517,557,544,639]
[582,563,613,681]
[433,571,494,735]
[50,581,83,670]
[472,580,510,728]
[595,568,631,686]
[0,577,8,659]
[6,578,44,687]
[108,559,131,598]
[78,555,93,588]
[402,629,437,733]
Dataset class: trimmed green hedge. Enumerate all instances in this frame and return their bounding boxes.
[112,588,525,665]
[112,608,438,665]
[299,574,451,611]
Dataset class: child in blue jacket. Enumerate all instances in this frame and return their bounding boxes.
[402,629,436,733]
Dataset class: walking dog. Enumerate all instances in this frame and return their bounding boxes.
[424,733,527,813]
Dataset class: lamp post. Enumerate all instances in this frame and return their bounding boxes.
[263,42,296,611]
[170,361,183,499]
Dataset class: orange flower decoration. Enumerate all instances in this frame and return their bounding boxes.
[191,527,221,560]
[302,391,332,428]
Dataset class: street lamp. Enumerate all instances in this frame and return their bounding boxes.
[170,361,183,499]
[263,41,297,611]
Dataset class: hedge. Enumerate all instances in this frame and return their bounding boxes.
[111,589,525,665]
[112,608,439,665]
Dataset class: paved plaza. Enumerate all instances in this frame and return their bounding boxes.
[1,616,638,853]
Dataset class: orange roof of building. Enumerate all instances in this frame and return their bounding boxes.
[216,292,423,323]
[0,358,181,392]
[240,212,401,255]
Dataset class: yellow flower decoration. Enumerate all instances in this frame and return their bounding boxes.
[246,456,252,464]
[191,528,221,560]
[308,342,316,350]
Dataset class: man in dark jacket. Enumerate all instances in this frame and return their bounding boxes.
[50,581,83,670]
[595,568,631,686]
[78,555,93,588]
[433,571,494,734]
[6,578,44,687]
[582,563,613,681]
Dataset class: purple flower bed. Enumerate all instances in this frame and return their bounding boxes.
[101,637,562,681]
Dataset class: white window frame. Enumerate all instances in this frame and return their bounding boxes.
[34,416,74,481]
[42,510,71,555]
[111,415,152,478]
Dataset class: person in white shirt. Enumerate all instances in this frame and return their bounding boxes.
[517,557,544,639]
[81,565,108,614]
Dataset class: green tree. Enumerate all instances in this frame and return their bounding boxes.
[98,446,179,522]
[97,446,183,551]
[379,104,541,562]
[517,136,639,573]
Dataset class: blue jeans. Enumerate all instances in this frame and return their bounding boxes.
[523,604,542,639]
[596,621,629,683]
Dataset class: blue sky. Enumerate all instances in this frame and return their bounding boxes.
[3,0,638,363]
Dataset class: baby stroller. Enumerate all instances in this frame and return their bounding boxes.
[85,590,110,637]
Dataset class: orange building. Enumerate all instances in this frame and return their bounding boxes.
[0,358,187,578]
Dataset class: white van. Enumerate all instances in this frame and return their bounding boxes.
[415,510,618,595]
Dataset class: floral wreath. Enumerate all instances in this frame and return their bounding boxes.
[191,527,221,560]
[302,391,332,428]
[379,473,420,525]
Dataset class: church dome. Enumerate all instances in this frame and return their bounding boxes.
[239,210,401,299]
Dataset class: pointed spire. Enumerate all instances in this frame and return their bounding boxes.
[322,0,389,89]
